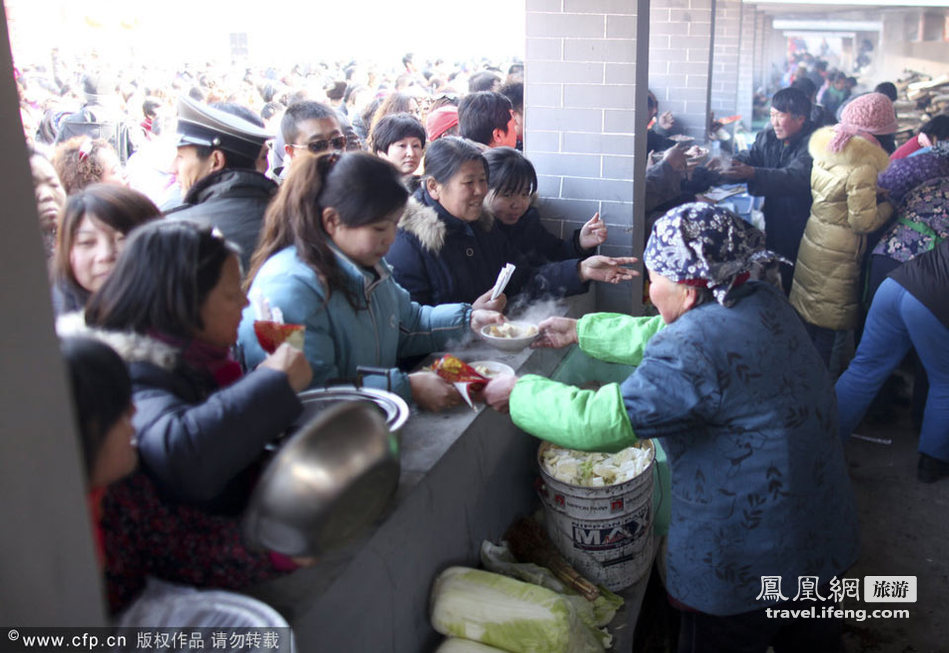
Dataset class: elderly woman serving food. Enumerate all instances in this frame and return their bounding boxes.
[482,203,859,651]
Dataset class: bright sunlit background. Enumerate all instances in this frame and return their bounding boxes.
[6,0,526,70]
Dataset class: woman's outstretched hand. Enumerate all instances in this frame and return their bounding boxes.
[409,371,462,412]
[480,374,518,414]
[579,212,608,250]
[579,256,640,284]
[532,316,579,349]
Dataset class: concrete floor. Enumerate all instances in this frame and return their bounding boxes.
[840,393,948,653]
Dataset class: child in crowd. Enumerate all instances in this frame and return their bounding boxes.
[482,147,606,267]
[61,336,301,615]
[239,151,503,412]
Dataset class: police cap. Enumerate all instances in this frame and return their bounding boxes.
[175,96,271,161]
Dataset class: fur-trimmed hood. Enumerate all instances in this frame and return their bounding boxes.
[56,312,179,371]
[809,125,891,171]
[398,196,495,253]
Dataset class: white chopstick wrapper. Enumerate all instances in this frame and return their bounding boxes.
[251,292,271,321]
[454,382,477,410]
[490,263,516,301]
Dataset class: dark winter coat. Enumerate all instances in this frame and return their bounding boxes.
[734,123,816,266]
[495,205,595,267]
[50,278,90,316]
[96,474,293,615]
[889,238,949,329]
[57,316,302,514]
[167,169,277,272]
[385,189,588,306]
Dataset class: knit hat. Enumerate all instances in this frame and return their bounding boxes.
[644,203,789,307]
[426,106,459,142]
[828,92,899,153]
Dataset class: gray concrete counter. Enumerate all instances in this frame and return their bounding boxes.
[249,294,606,652]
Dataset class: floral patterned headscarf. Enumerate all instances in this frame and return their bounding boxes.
[644,203,789,307]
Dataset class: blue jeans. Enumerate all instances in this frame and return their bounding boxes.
[836,279,949,461]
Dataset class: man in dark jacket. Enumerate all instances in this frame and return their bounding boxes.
[712,87,816,294]
[167,97,276,272]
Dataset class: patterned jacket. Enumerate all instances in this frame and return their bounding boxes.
[509,284,859,615]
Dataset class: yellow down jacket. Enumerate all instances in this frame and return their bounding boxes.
[789,127,893,330]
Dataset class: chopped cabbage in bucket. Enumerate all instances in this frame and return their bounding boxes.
[541,444,652,487]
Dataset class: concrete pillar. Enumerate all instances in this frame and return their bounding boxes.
[736,3,757,130]
[711,0,741,121]
[524,0,650,315]
[0,5,107,625]
[764,15,786,91]
[648,0,715,142]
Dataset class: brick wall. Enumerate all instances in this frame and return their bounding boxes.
[710,0,741,120]
[648,0,714,142]
[524,0,650,314]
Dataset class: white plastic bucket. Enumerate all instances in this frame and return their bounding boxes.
[537,441,655,591]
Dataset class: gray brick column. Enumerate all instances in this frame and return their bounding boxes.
[648,0,715,142]
[711,0,741,121]
[524,0,650,315]
[736,3,757,130]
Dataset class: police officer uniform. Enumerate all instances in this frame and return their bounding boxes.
[168,97,277,273]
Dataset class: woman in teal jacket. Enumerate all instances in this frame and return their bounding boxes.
[238,152,502,411]
[483,204,859,651]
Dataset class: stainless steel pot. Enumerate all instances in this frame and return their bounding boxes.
[243,388,408,556]
[294,386,410,436]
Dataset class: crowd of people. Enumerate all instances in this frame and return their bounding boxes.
[18,47,948,652]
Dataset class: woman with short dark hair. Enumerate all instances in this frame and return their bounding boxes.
[73,220,312,513]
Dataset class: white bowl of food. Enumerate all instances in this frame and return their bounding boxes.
[468,360,516,379]
[480,321,539,353]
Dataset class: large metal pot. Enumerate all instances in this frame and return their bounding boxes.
[243,387,408,556]
[294,385,410,436]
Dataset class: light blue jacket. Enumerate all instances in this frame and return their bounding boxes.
[238,245,472,403]
[511,283,859,615]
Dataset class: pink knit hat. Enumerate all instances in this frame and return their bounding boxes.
[828,92,900,153]
[426,106,459,141]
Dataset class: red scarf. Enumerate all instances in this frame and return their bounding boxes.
[149,331,243,388]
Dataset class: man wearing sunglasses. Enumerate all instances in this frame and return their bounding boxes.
[279,101,347,176]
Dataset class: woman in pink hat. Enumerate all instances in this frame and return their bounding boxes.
[789,92,897,368]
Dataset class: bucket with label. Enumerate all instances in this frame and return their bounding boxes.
[537,441,655,591]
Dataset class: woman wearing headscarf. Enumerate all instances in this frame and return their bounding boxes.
[481,203,859,652]
[789,92,898,367]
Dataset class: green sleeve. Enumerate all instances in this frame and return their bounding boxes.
[510,375,636,453]
[577,313,665,366]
